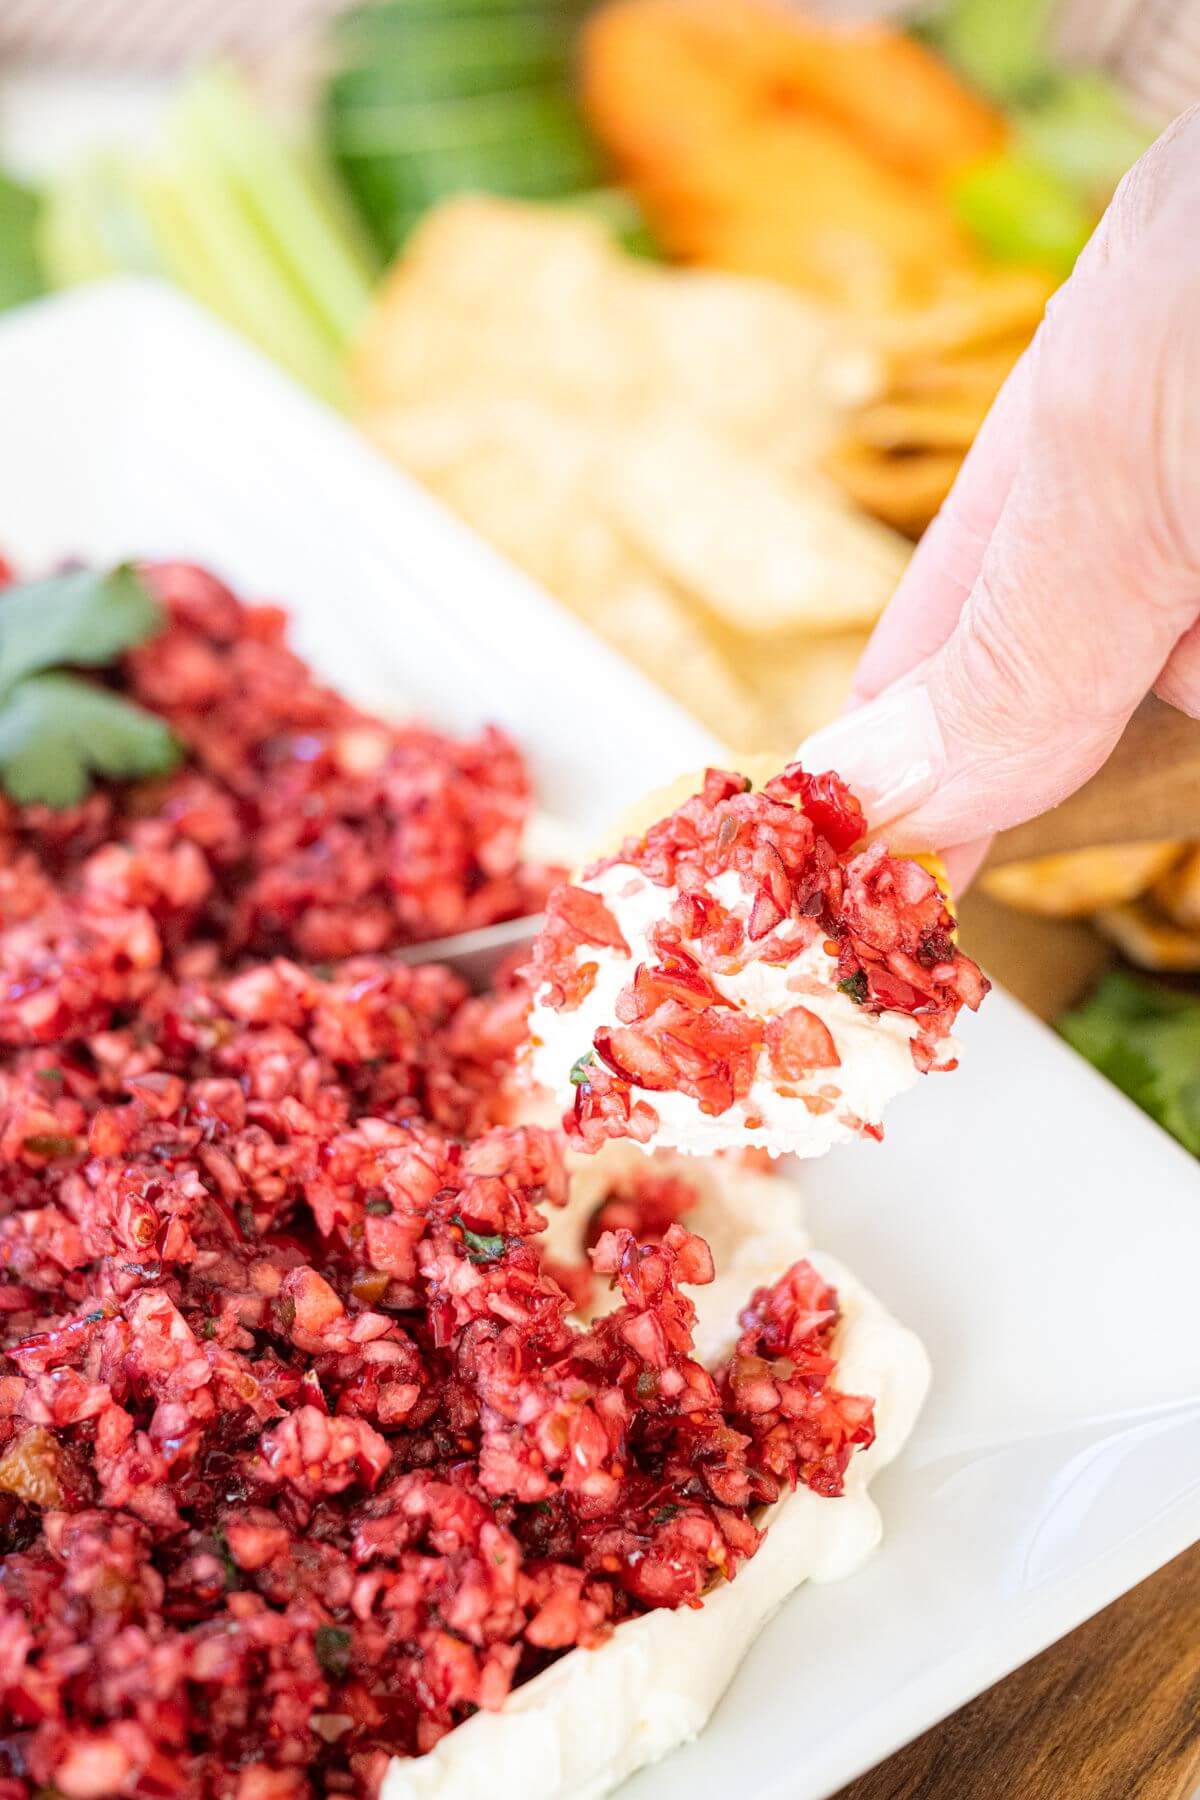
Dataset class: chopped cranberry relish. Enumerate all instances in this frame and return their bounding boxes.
[0,567,874,1800]
[527,765,989,1148]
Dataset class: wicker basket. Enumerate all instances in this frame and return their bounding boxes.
[0,0,347,69]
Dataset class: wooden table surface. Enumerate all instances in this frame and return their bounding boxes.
[833,1543,1200,1800]
[831,894,1200,1800]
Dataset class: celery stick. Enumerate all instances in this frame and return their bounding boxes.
[56,157,162,280]
[40,174,118,288]
[172,67,378,348]
[134,152,346,405]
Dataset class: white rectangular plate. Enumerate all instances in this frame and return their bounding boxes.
[1,281,1198,1800]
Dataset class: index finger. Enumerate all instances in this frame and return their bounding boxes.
[847,346,1033,707]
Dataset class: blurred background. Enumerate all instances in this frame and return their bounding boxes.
[2,0,1200,1145]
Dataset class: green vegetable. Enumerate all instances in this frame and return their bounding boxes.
[36,154,163,286]
[922,0,1150,279]
[172,67,378,351]
[314,1625,353,1677]
[41,68,379,406]
[0,171,48,311]
[0,564,180,807]
[916,0,1057,106]
[329,11,577,103]
[1016,73,1153,206]
[323,0,608,260]
[838,972,867,1006]
[454,1216,507,1263]
[1059,972,1200,1156]
[952,149,1092,276]
[569,1052,595,1086]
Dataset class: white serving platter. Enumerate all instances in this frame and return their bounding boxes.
[1,281,1198,1800]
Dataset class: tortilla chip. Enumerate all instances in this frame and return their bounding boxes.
[852,394,991,453]
[862,266,1055,360]
[981,843,1183,919]
[604,423,908,637]
[822,440,963,536]
[719,628,868,746]
[352,195,914,739]
[1094,900,1200,972]
[1151,846,1200,932]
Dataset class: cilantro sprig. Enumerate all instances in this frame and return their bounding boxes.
[0,565,180,806]
[1059,972,1200,1156]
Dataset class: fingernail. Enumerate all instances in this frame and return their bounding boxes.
[796,684,945,830]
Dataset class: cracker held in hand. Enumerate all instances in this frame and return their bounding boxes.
[525,763,988,1157]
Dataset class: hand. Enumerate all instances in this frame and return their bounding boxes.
[800,105,1200,890]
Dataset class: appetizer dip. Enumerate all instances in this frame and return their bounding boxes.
[527,766,989,1156]
[0,563,927,1800]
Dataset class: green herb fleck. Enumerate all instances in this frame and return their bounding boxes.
[202,1319,218,1340]
[34,1066,65,1089]
[453,1216,506,1264]
[211,1527,241,1591]
[235,1202,257,1239]
[22,1132,78,1157]
[651,1504,680,1525]
[0,566,180,807]
[569,1052,595,1087]
[838,971,868,1005]
[315,1624,352,1678]
[364,1197,392,1217]
[636,1369,659,1400]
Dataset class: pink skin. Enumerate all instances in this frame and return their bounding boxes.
[828,105,1200,892]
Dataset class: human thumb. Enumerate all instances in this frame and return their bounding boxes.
[800,207,1200,859]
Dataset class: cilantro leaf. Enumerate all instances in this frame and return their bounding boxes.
[453,1216,506,1264]
[1059,973,1200,1156]
[0,674,180,807]
[0,564,163,698]
[569,1051,595,1086]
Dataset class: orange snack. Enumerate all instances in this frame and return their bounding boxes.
[580,0,1009,309]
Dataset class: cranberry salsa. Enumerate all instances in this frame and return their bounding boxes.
[530,768,990,1151]
[0,565,877,1800]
